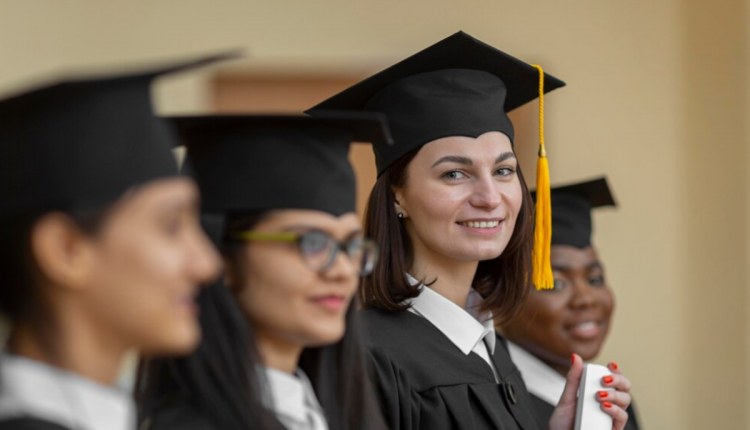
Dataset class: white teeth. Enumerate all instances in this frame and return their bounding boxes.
[460,221,500,229]
[575,321,597,330]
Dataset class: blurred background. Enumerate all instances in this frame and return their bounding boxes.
[1,0,748,428]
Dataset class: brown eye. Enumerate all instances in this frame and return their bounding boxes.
[442,170,467,181]
[494,167,516,177]
[589,276,605,287]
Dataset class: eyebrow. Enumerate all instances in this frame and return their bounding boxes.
[551,261,603,272]
[431,155,473,168]
[495,151,516,163]
[157,194,199,214]
[430,152,517,169]
[282,225,363,239]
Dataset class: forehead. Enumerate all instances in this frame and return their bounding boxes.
[260,209,361,231]
[550,245,601,269]
[417,131,514,161]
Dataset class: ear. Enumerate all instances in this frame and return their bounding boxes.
[30,213,95,292]
[391,186,409,219]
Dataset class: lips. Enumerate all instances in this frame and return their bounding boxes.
[565,319,604,339]
[310,295,347,312]
[457,220,501,229]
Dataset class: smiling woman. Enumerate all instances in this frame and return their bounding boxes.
[307,32,633,430]
[501,177,641,430]
[137,113,392,430]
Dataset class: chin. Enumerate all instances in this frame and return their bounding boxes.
[302,323,347,348]
[143,326,201,356]
[451,245,506,262]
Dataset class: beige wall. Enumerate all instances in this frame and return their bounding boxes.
[1,1,748,428]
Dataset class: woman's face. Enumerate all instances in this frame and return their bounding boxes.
[82,177,222,355]
[395,131,523,264]
[232,210,362,349]
[502,246,615,363]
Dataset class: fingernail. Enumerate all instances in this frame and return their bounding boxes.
[603,376,614,384]
[597,391,609,399]
[603,401,612,408]
[571,354,577,365]
[611,362,619,371]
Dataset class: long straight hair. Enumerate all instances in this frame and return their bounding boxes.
[361,147,535,325]
[137,212,386,430]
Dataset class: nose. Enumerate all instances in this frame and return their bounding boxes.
[468,175,502,210]
[322,247,359,285]
[189,228,223,286]
[569,279,597,310]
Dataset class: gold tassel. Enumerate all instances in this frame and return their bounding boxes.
[531,65,554,290]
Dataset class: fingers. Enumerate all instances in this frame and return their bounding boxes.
[607,361,621,375]
[601,373,632,393]
[595,389,631,411]
[600,401,629,430]
[558,353,584,407]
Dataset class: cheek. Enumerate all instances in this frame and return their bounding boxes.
[600,289,615,320]
[408,183,464,221]
[87,231,197,352]
[238,247,312,328]
[503,180,524,221]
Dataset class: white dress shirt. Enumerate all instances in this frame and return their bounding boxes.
[506,341,567,405]
[264,367,329,430]
[0,353,135,430]
[405,274,499,382]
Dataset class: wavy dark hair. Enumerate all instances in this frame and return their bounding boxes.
[137,212,386,430]
[361,147,535,325]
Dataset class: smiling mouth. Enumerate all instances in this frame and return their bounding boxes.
[456,220,501,229]
[566,320,604,339]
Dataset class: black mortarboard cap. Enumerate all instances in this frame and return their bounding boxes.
[532,177,617,249]
[0,52,238,214]
[172,112,393,216]
[306,31,565,176]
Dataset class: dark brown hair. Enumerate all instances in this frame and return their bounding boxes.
[361,148,534,325]
[138,212,386,430]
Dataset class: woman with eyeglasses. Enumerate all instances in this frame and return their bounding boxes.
[0,57,224,430]
[137,114,392,430]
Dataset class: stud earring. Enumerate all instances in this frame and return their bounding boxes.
[397,212,404,219]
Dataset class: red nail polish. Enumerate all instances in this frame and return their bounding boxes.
[603,401,612,408]
[603,376,614,384]
[611,362,619,371]
[571,354,576,365]
[597,391,608,399]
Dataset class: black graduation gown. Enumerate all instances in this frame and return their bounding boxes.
[528,393,642,430]
[360,308,543,430]
[141,400,220,430]
[0,418,71,430]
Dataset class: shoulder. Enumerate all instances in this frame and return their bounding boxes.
[142,400,218,430]
[0,418,71,430]
[358,308,429,349]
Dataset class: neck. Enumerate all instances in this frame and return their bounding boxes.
[509,337,571,377]
[408,233,479,309]
[8,314,129,386]
[255,330,303,375]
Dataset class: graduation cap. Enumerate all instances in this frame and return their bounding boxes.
[171,112,393,216]
[307,31,565,289]
[0,51,238,214]
[532,177,617,249]
[306,30,565,176]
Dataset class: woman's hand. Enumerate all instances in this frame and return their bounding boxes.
[549,354,632,430]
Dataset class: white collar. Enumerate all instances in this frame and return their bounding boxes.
[405,274,496,356]
[264,367,326,427]
[0,353,135,430]
[506,341,567,405]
